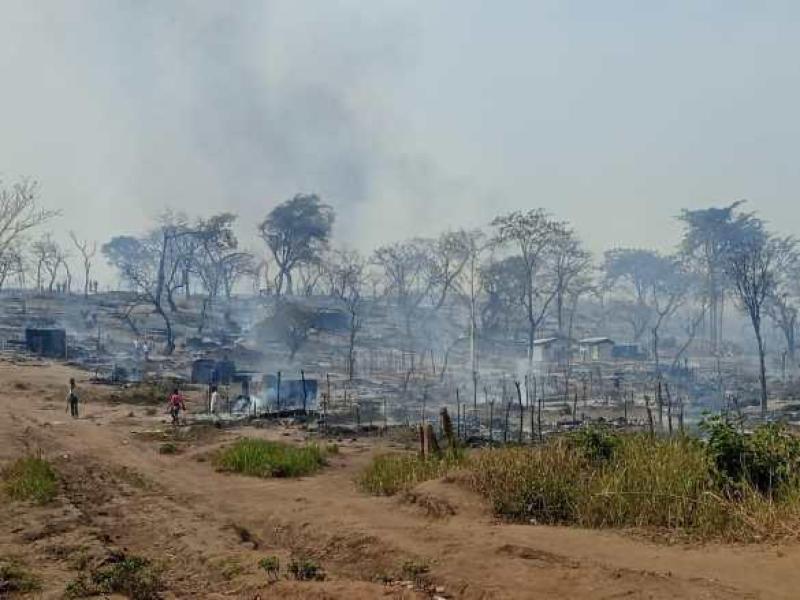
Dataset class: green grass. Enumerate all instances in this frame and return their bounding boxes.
[214,438,327,478]
[65,555,162,600]
[358,423,800,541]
[357,450,465,496]
[0,557,41,594]
[466,430,800,540]
[2,456,58,504]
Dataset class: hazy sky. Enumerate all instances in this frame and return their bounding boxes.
[2,1,800,280]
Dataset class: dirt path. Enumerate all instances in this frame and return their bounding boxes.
[1,361,799,599]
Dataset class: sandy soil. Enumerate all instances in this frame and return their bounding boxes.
[1,360,798,599]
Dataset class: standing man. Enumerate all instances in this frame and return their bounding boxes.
[66,378,79,419]
[209,385,220,416]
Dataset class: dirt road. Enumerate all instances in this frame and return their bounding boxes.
[1,360,798,599]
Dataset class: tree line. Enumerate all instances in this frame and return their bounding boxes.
[1,176,797,412]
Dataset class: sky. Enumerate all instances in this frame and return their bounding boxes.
[1,1,800,282]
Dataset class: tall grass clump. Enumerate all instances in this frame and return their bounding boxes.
[468,439,588,522]
[215,438,327,478]
[358,449,465,496]
[2,456,58,504]
[467,423,800,540]
[579,435,729,533]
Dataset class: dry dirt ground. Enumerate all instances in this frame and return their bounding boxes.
[1,360,800,599]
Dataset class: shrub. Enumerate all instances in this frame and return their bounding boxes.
[259,556,281,582]
[215,439,326,478]
[571,425,621,463]
[0,558,41,594]
[65,554,162,600]
[287,558,324,581]
[159,443,179,455]
[2,456,58,504]
[701,415,800,497]
[357,451,464,496]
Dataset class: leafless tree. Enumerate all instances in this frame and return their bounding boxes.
[551,222,592,336]
[491,209,560,366]
[429,230,472,309]
[0,178,59,256]
[329,249,367,379]
[373,239,435,347]
[766,255,800,367]
[0,245,25,291]
[69,232,97,298]
[31,234,62,292]
[725,220,796,415]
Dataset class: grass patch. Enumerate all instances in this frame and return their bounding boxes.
[0,557,41,594]
[65,554,162,600]
[466,422,800,541]
[357,450,465,496]
[2,456,58,504]
[214,438,327,478]
[158,442,179,455]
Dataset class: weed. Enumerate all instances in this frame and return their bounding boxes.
[158,443,179,455]
[357,450,465,496]
[0,557,41,594]
[287,557,325,581]
[214,439,327,478]
[259,556,281,582]
[215,557,244,581]
[65,554,162,600]
[2,456,58,504]
[326,443,340,455]
[401,559,430,583]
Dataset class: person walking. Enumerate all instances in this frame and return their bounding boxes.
[66,378,79,418]
[168,388,187,426]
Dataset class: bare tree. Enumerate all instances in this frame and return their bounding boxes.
[329,249,367,379]
[0,245,24,291]
[551,222,592,336]
[491,209,560,366]
[724,220,796,415]
[69,232,97,298]
[373,239,435,347]
[0,178,59,256]
[429,230,472,309]
[766,255,800,367]
[31,234,62,292]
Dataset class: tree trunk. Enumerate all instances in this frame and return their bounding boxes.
[755,326,768,416]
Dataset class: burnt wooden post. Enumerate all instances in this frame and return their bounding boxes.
[488,400,494,443]
[301,369,308,414]
[515,380,524,444]
[456,387,461,438]
[276,371,282,413]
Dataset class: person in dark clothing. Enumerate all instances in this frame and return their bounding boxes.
[66,378,79,418]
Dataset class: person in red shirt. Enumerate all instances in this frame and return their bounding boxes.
[168,388,187,426]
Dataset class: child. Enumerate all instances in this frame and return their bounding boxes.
[66,378,79,418]
[168,388,187,426]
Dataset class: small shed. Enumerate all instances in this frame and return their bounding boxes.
[190,359,236,385]
[25,328,67,359]
[579,337,615,362]
[613,343,647,361]
[262,374,318,410]
[532,337,570,363]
